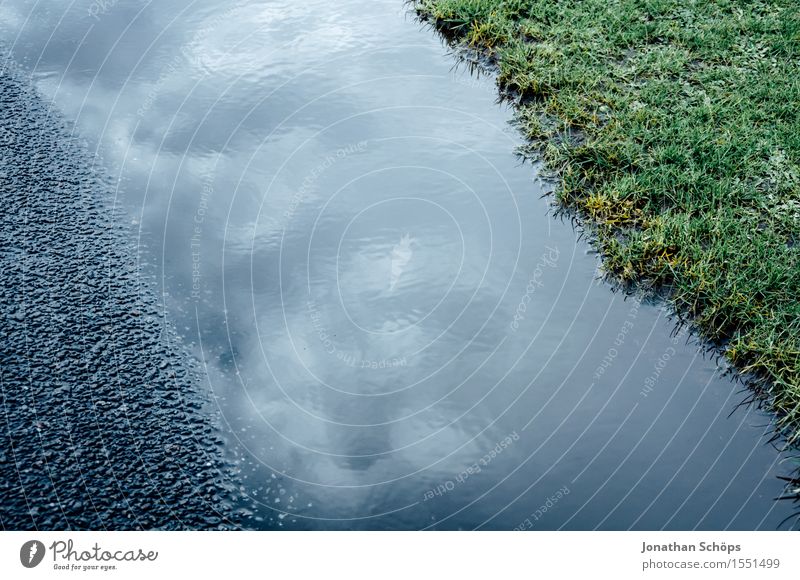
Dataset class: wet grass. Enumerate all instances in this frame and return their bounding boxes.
[413,1,800,441]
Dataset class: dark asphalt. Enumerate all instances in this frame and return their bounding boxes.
[0,64,244,530]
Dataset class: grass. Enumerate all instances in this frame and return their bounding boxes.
[413,0,800,442]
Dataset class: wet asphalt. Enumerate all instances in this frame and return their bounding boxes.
[0,65,244,530]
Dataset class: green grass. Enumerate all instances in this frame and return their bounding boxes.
[414,0,800,441]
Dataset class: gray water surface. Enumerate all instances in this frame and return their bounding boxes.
[2,0,796,529]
